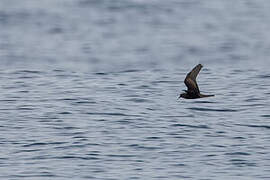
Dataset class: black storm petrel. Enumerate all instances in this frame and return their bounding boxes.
[178,64,214,99]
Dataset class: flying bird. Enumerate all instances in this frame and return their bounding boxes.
[178,64,214,99]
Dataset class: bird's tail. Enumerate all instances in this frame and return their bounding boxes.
[199,94,215,98]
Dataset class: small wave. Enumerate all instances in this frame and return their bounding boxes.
[54,155,99,160]
[74,100,96,104]
[242,103,265,107]
[171,123,211,129]
[188,107,237,112]
[13,70,43,74]
[126,98,152,103]
[17,107,35,111]
[245,98,263,102]
[229,159,256,167]
[171,163,186,167]
[95,72,108,75]
[22,142,66,148]
[59,111,72,115]
[23,142,48,147]
[225,152,250,156]
[118,69,142,73]
[236,123,270,129]
[194,100,216,104]
[85,112,141,117]
[135,85,150,89]
[10,174,57,178]
[106,154,137,158]
[53,69,65,72]
[232,136,245,139]
[160,115,194,118]
[261,115,270,118]
[18,76,38,79]
[146,136,161,140]
[58,98,77,101]
[53,126,79,130]
[0,99,17,102]
[257,74,270,78]
[151,80,179,84]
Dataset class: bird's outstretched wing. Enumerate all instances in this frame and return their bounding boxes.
[184,64,203,94]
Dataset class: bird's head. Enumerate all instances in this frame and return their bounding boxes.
[178,93,187,99]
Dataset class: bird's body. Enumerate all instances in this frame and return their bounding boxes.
[179,64,214,99]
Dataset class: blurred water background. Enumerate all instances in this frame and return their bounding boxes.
[0,0,270,179]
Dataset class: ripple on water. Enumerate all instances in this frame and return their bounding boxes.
[236,124,270,130]
[245,98,264,102]
[171,123,211,129]
[85,112,142,117]
[193,100,217,104]
[257,74,270,78]
[261,115,270,118]
[225,152,251,156]
[188,107,238,112]
[126,98,153,103]
[229,159,257,167]
[118,69,142,73]
[94,72,108,75]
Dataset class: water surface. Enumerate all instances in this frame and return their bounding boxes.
[0,0,270,179]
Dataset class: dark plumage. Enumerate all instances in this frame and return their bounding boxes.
[178,64,214,99]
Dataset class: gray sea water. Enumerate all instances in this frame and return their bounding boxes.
[1,0,270,179]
